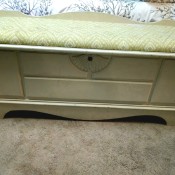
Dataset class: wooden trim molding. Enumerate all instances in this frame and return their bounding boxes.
[0,100,175,125]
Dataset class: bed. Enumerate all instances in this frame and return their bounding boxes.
[0,10,175,125]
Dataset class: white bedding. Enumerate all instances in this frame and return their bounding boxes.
[64,1,175,22]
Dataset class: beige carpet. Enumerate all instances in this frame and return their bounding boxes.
[0,119,175,175]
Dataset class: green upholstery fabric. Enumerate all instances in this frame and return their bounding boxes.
[0,11,175,53]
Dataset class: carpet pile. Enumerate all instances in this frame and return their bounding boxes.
[0,119,174,175]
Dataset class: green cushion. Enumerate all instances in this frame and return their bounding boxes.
[0,11,175,53]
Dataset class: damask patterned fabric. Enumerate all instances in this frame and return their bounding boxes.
[0,12,175,53]
[0,0,175,22]
[64,1,175,22]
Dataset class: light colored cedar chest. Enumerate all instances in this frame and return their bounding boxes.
[0,46,175,125]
